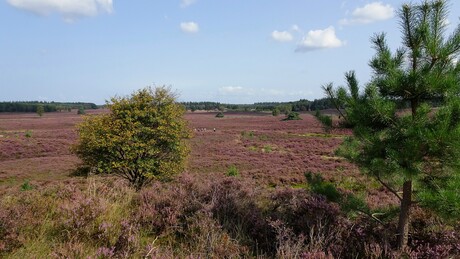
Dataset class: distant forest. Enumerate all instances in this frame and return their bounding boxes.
[0,101,98,113]
[0,98,334,113]
[181,97,333,112]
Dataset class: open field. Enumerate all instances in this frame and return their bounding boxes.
[1,110,458,258]
[0,110,393,204]
[2,110,349,185]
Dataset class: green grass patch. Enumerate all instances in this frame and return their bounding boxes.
[226,165,240,177]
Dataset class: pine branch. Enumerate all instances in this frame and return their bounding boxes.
[322,83,347,120]
[376,175,402,201]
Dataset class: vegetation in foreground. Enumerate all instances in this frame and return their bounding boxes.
[1,174,459,258]
[321,0,460,250]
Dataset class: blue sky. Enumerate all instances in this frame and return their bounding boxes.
[1,0,460,104]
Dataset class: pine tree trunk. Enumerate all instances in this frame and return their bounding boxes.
[397,180,412,250]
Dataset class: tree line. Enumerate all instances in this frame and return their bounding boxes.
[0,101,98,113]
[181,98,333,112]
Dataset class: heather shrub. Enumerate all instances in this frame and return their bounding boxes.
[1,173,458,258]
[57,194,105,241]
[0,178,140,258]
[209,177,275,254]
[268,188,346,255]
[407,208,460,258]
[269,219,309,258]
[172,211,250,258]
[135,175,251,257]
[0,189,57,255]
[0,206,22,254]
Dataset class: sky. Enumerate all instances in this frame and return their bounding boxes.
[1,0,460,104]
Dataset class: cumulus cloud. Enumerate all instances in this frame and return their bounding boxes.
[6,0,113,21]
[296,26,344,52]
[340,2,394,25]
[180,22,199,33]
[180,0,196,8]
[271,30,294,42]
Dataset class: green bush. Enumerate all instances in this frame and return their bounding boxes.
[77,107,85,115]
[20,180,34,191]
[24,130,32,138]
[72,86,191,190]
[215,112,224,118]
[36,105,44,117]
[226,165,240,177]
[283,112,301,121]
[314,110,332,130]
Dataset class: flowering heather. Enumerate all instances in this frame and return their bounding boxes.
[0,111,458,257]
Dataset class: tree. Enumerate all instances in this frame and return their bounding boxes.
[77,106,85,115]
[36,105,44,117]
[72,86,191,190]
[321,0,460,250]
[272,108,280,116]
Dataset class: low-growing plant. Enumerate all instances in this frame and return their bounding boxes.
[262,145,273,153]
[314,110,332,132]
[20,180,33,191]
[24,130,32,138]
[283,112,301,121]
[215,112,224,118]
[226,165,240,177]
[241,131,254,138]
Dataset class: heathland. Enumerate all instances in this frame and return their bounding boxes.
[0,109,458,258]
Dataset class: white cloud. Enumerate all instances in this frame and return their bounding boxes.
[340,2,394,25]
[180,22,199,33]
[180,0,196,8]
[271,30,293,42]
[296,26,344,52]
[6,0,113,21]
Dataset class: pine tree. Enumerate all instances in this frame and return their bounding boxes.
[322,0,460,250]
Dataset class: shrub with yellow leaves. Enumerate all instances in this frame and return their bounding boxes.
[73,86,191,190]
